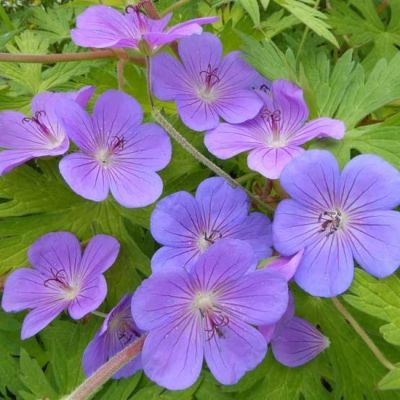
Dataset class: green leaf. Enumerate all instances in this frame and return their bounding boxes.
[345,270,400,347]
[19,348,58,400]
[378,368,400,391]
[312,124,400,168]
[274,0,339,47]
[239,0,260,26]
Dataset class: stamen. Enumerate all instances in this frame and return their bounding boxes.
[261,108,281,140]
[200,64,220,89]
[43,267,69,289]
[110,135,126,153]
[203,230,222,245]
[318,209,342,236]
[22,110,52,137]
[203,309,229,341]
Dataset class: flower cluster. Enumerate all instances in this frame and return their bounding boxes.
[1,2,400,395]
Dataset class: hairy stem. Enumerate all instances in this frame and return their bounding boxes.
[152,109,272,213]
[65,336,146,400]
[117,59,126,91]
[332,298,395,371]
[145,56,154,107]
[0,50,145,65]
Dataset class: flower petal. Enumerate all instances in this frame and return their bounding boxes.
[0,150,34,175]
[271,317,329,367]
[132,266,193,330]
[290,117,345,145]
[92,90,143,143]
[151,246,199,273]
[233,212,273,262]
[271,80,308,134]
[122,123,171,171]
[205,122,260,160]
[108,167,163,208]
[151,53,188,100]
[80,234,120,277]
[347,210,400,278]
[280,150,340,210]
[294,233,354,297]
[339,154,400,213]
[191,239,256,288]
[204,317,266,385]
[177,98,220,131]
[1,268,62,311]
[68,275,108,319]
[21,303,66,339]
[219,268,289,325]
[195,177,249,234]
[166,16,219,37]
[71,5,137,49]
[178,32,222,82]
[247,145,305,179]
[0,110,67,152]
[28,232,82,275]
[150,191,200,247]
[56,100,95,152]
[64,86,96,108]
[216,89,264,125]
[141,315,204,390]
[59,153,109,202]
[83,333,108,377]
[266,250,304,282]
[273,199,320,256]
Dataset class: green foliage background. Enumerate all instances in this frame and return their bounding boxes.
[1,0,400,398]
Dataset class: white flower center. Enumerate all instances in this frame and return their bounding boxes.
[267,136,288,148]
[193,292,215,311]
[196,86,217,103]
[95,148,113,168]
[63,283,80,301]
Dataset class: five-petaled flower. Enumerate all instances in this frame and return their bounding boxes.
[205,79,345,179]
[57,90,172,208]
[150,176,272,271]
[273,150,400,297]
[83,294,143,379]
[151,32,264,131]
[1,232,120,339]
[71,4,218,53]
[0,86,94,176]
[131,239,289,389]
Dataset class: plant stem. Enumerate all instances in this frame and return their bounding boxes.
[117,59,126,91]
[0,50,145,65]
[91,310,107,318]
[162,0,190,16]
[152,109,272,213]
[332,298,395,371]
[145,56,154,107]
[65,336,146,400]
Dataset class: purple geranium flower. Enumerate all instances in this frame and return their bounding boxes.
[131,239,289,389]
[150,176,272,271]
[205,79,345,179]
[83,294,143,379]
[1,232,120,339]
[71,4,218,53]
[260,293,329,367]
[273,150,400,297]
[0,86,94,176]
[151,32,264,131]
[57,90,172,208]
